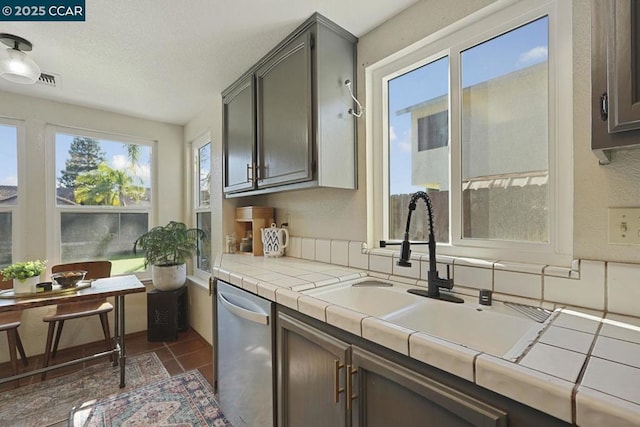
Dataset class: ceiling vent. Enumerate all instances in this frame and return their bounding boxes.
[37,72,59,87]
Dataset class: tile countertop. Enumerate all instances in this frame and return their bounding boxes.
[213,254,640,427]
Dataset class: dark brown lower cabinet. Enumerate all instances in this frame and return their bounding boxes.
[277,312,350,427]
[351,346,506,427]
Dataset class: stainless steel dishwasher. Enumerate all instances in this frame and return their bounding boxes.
[216,280,275,426]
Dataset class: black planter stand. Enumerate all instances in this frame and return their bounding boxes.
[147,286,188,342]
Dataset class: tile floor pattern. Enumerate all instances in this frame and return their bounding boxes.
[0,328,214,393]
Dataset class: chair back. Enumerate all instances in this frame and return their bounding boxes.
[51,261,112,280]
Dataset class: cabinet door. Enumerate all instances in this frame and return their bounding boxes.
[605,0,640,132]
[256,31,313,188]
[351,346,507,427]
[223,75,255,193]
[277,312,350,427]
[592,0,640,163]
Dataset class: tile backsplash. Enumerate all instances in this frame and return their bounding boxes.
[285,236,640,318]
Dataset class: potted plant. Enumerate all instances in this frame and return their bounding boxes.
[133,221,207,291]
[1,260,47,294]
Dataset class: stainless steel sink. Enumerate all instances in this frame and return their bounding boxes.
[302,279,547,359]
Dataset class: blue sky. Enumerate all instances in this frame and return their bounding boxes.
[388,16,549,195]
[0,125,17,186]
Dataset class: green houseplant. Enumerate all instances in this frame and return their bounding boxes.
[133,221,207,291]
[1,260,47,294]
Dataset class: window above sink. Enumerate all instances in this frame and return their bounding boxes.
[366,0,574,267]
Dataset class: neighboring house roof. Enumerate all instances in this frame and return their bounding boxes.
[462,170,549,190]
[0,185,17,200]
[56,187,77,206]
[0,186,17,205]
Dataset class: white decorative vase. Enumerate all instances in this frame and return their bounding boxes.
[151,264,187,291]
[13,276,39,294]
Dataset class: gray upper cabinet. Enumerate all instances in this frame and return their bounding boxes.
[256,31,313,188]
[592,0,640,164]
[223,74,255,193]
[223,13,357,196]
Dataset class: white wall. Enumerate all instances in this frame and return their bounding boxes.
[0,91,184,363]
[187,280,213,345]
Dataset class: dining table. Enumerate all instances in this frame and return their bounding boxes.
[0,274,146,388]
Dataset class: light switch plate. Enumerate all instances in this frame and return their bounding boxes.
[608,207,640,245]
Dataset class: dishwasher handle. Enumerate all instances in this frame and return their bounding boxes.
[218,292,270,325]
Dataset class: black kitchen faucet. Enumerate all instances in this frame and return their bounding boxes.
[396,191,463,304]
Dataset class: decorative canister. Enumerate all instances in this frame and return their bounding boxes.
[261,223,289,257]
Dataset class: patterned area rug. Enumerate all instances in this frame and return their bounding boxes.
[0,352,170,427]
[70,369,231,426]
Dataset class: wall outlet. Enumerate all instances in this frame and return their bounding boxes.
[608,207,640,245]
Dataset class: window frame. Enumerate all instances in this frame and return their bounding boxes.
[366,0,573,266]
[191,132,212,279]
[45,124,157,275]
[0,117,26,267]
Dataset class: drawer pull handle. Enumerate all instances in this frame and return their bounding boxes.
[334,359,344,403]
[346,365,357,411]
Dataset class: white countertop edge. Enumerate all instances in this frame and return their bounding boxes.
[575,385,640,427]
[409,332,478,382]
[475,354,574,423]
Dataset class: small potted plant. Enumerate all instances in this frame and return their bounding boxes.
[1,260,47,294]
[133,221,207,291]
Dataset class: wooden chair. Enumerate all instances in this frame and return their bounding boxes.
[42,261,113,379]
[0,276,28,387]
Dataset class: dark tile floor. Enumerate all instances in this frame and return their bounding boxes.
[0,327,213,392]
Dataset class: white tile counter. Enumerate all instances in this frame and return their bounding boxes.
[213,253,640,426]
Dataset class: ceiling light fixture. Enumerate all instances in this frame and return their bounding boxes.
[0,33,41,84]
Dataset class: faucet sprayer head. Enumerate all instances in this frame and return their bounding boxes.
[397,191,436,268]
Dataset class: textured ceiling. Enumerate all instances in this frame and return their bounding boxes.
[0,0,416,125]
